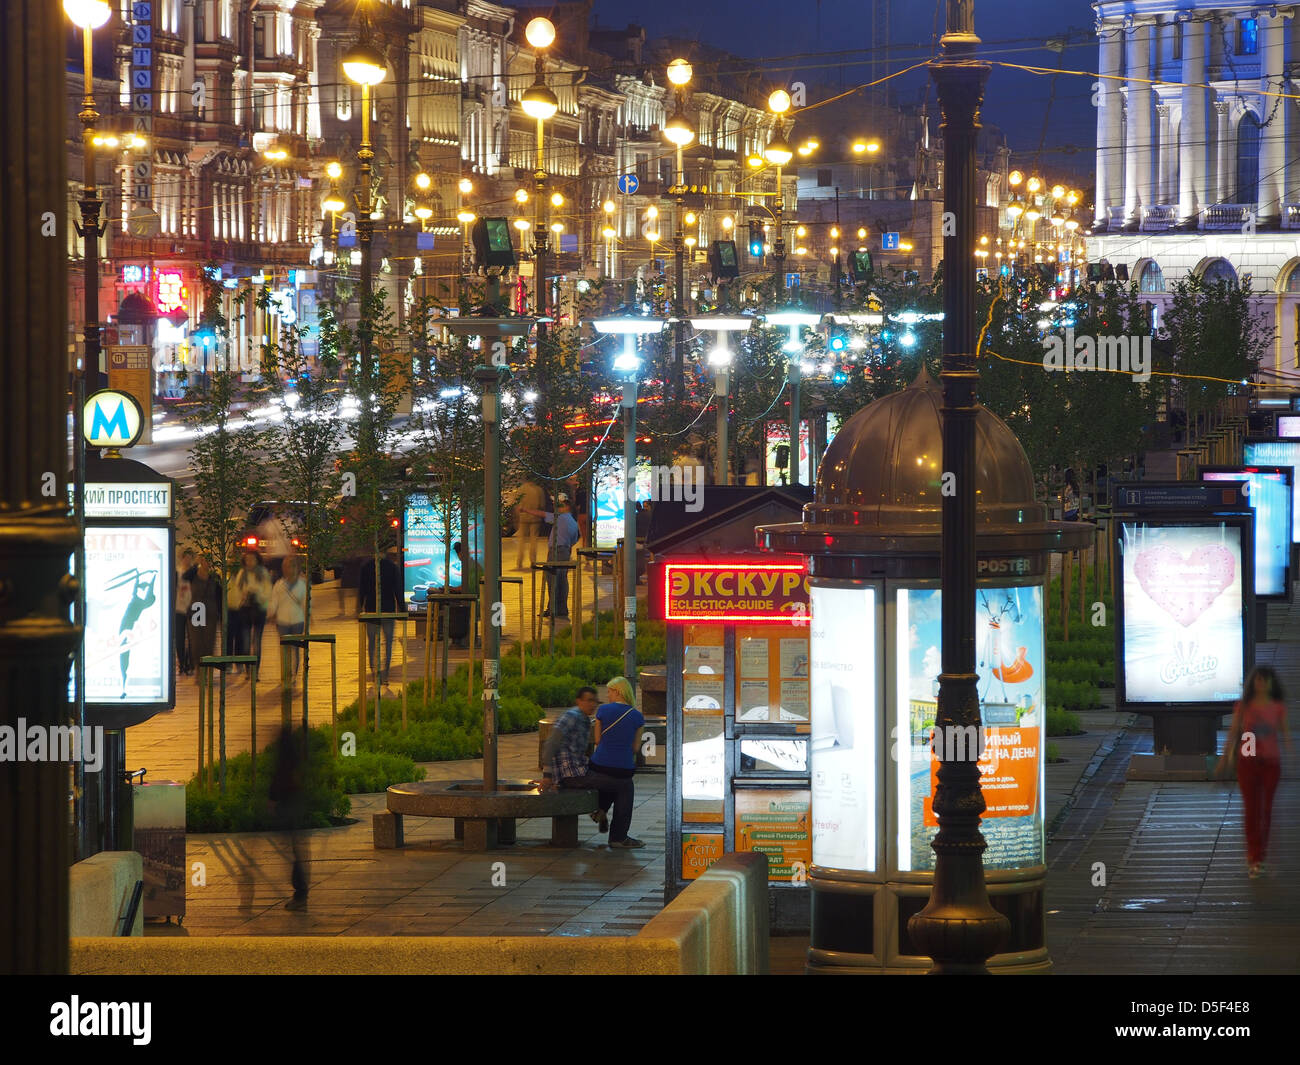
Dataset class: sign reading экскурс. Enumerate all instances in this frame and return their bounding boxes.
[662,562,808,622]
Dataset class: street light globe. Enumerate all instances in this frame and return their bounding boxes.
[325,160,343,180]
[830,226,839,238]
[64,0,111,29]
[322,192,345,213]
[829,246,839,256]
[667,58,693,86]
[603,200,616,214]
[1027,175,1043,193]
[763,137,793,166]
[521,81,559,120]
[414,205,433,220]
[458,177,473,194]
[514,218,531,230]
[722,216,734,230]
[685,235,697,247]
[746,154,763,168]
[1051,184,1066,199]
[550,191,565,207]
[524,16,556,49]
[550,222,564,233]
[1024,204,1041,222]
[342,42,387,87]
[857,227,867,239]
[684,211,697,225]
[602,226,616,238]
[457,210,476,224]
[646,205,659,219]
[664,111,694,147]
[515,188,529,204]
[768,88,792,114]
[796,225,807,237]
[415,171,432,190]
[1009,170,1024,186]
[646,230,661,242]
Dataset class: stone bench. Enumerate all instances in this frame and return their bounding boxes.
[373,779,599,851]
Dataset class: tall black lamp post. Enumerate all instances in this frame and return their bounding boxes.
[905,0,1010,975]
[664,58,694,404]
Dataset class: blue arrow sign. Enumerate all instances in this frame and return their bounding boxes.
[617,173,639,195]
[882,231,900,250]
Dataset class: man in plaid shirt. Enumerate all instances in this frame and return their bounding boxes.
[541,686,642,847]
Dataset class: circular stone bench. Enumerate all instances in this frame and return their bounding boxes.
[373,779,598,851]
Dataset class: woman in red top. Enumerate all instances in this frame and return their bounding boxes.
[1218,665,1293,877]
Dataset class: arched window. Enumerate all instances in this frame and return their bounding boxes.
[1237,112,1261,204]
[1139,260,1164,293]
[1286,265,1300,292]
[1201,258,1237,284]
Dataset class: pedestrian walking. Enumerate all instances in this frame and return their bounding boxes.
[268,723,310,911]
[1061,468,1080,521]
[1218,665,1292,877]
[587,676,645,846]
[524,499,580,620]
[359,545,401,696]
[186,554,223,684]
[228,550,272,678]
[175,548,194,675]
[268,555,308,687]
[514,478,546,570]
[540,685,642,848]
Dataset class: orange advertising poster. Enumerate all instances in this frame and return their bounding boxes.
[735,789,812,882]
[923,726,1040,826]
[682,832,724,880]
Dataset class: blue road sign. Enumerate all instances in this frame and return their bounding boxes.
[882,231,900,250]
[617,173,639,195]
[785,272,801,289]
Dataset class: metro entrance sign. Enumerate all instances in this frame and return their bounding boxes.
[83,389,145,450]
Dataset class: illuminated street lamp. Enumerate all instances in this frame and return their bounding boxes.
[590,315,668,678]
[663,57,695,403]
[520,16,558,349]
[764,309,821,486]
[691,315,752,484]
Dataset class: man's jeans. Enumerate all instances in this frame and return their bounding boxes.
[366,618,395,685]
[560,768,635,842]
[546,544,572,617]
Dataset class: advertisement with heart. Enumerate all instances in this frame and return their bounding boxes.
[1120,522,1246,705]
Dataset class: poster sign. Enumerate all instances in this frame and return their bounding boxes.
[764,420,810,486]
[85,525,171,706]
[896,585,1045,872]
[681,832,723,880]
[1200,467,1292,599]
[735,789,811,882]
[1118,521,1247,705]
[593,453,651,549]
[403,492,483,608]
[85,482,171,520]
[1243,439,1300,543]
[663,562,808,622]
[809,583,877,872]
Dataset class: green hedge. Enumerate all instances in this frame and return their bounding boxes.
[1046,706,1084,736]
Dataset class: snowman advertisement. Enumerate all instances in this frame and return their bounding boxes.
[1120,522,1245,704]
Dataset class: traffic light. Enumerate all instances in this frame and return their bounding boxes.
[827,329,848,353]
[748,221,764,258]
[832,368,849,386]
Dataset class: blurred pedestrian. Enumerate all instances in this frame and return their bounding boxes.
[524,499,580,620]
[514,478,546,570]
[187,554,222,685]
[587,676,645,847]
[269,723,310,910]
[359,545,401,696]
[1218,665,1293,877]
[1062,468,1080,521]
[175,548,194,675]
[268,554,308,686]
[228,550,272,678]
[568,476,591,548]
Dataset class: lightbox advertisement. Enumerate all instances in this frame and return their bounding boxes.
[896,586,1044,872]
[1200,468,1291,598]
[1242,440,1300,543]
[85,525,172,705]
[810,583,876,872]
[403,493,483,607]
[593,453,652,549]
[1119,522,1245,704]
[764,420,810,487]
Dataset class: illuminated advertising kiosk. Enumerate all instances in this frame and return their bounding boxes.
[646,486,813,931]
[755,372,1092,972]
[1111,482,1255,777]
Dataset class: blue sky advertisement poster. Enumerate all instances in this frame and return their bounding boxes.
[593,454,652,550]
[1201,469,1291,597]
[1243,440,1300,543]
[1119,522,1245,704]
[403,493,482,608]
[896,585,1044,872]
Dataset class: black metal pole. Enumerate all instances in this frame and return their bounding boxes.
[673,157,686,403]
[1,0,79,973]
[474,362,505,793]
[906,0,1009,974]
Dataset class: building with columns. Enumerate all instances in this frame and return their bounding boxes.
[1091,1,1300,385]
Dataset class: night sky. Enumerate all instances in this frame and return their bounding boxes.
[618,0,1100,167]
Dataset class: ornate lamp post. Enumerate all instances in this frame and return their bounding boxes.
[591,317,667,679]
[904,0,1010,975]
[520,17,558,346]
[664,58,694,403]
[342,34,388,405]
[764,310,821,487]
[690,315,752,485]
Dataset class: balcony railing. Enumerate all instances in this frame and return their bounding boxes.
[1139,204,1177,232]
[1202,203,1251,231]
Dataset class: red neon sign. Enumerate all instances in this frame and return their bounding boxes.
[156,270,187,314]
[661,561,808,623]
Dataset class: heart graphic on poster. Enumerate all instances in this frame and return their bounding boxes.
[1133,545,1235,627]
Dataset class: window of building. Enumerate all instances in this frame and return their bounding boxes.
[1287,265,1300,292]
[1236,112,1261,203]
[1238,18,1258,55]
[1172,21,1182,61]
[1139,260,1165,293]
[1201,258,1237,284]
[817,169,832,187]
